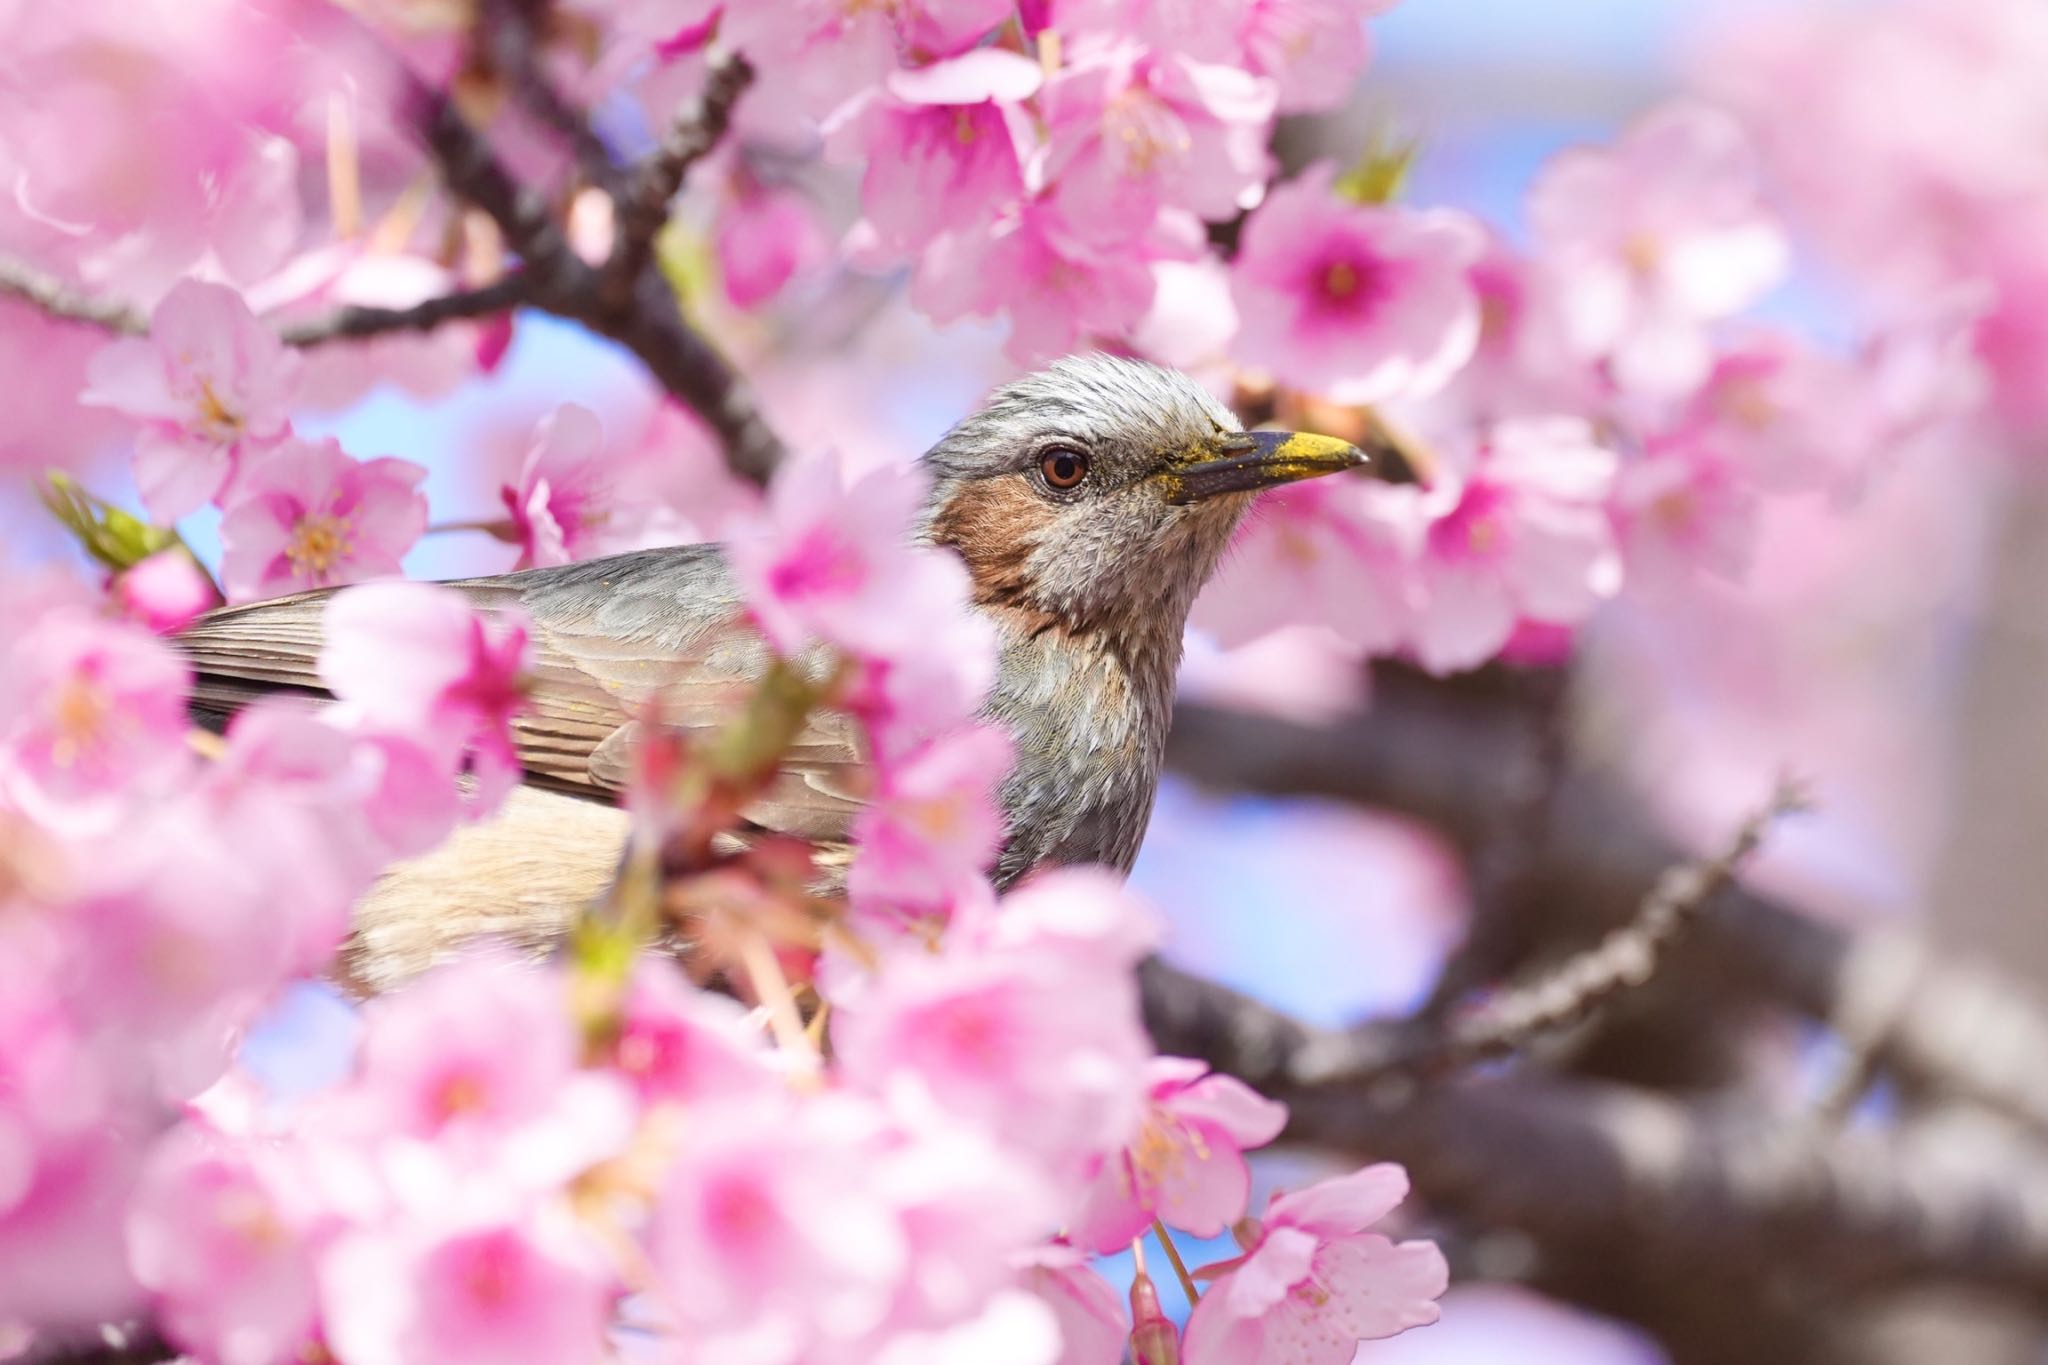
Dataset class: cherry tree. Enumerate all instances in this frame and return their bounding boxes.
[4,2,2048,1364]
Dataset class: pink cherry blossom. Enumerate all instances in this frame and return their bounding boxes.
[862,1117,1060,1337]
[346,956,578,1147]
[198,701,419,963]
[1182,1164,1447,1365]
[113,550,217,635]
[1238,1,1393,113]
[1408,417,1622,675]
[607,965,778,1105]
[722,0,1013,120]
[127,1126,324,1365]
[80,279,301,521]
[1695,0,2048,429]
[1016,1246,1128,1365]
[913,201,1161,363]
[218,438,427,603]
[725,446,930,659]
[501,404,617,570]
[1048,0,1251,61]
[716,178,830,312]
[0,610,190,827]
[322,1205,614,1365]
[833,869,1157,1187]
[1041,41,1277,240]
[848,724,1014,922]
[1611,439,1760,594]
[66,803,301,1094]
[1191,476,1415,654]
[1528,101,1789,397]
[647,1091,909,1358]
[1071,1056,1288,1252]
[319,583,534,814]
[961,865,1164,970]
[838,561,1001,763]
[825,49,1041,256]
[1231,164,1484,404]
[1677,330,1884,495]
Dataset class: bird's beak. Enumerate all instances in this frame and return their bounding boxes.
[1160,428,1418,504]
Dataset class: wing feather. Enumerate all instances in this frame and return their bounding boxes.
[176,546,872,843]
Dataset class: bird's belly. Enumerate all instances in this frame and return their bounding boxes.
[339,786,630,994]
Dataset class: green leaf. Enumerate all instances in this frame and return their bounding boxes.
[39,472,177,572]
[1334,129,1421,206]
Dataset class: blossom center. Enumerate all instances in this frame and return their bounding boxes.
[1107,89,1189,179]
[769,526,866,601]
[1125,1105,1207,1199]
[434,1069,492,1121]
[1311,253,1386,316]
[1622,231,1662,278]
[215,1187,288,1251]
[48,675,112,767]
[1714,374,1779,430]
[1427,482,1512,564]
[459,1235,522,1309]
[194,378,246,443]
[287,514,355,577]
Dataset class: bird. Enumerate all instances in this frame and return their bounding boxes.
[178,355,1412,991]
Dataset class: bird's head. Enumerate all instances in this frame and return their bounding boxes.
[921,354,1412,643]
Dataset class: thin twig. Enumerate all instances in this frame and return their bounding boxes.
[407,72,582,285]
[0,258,146,334]
[281,274,533,346]
[606,50,754,306]
[476,0,621,193]
[1433,777,1810,1070]
[404,36,783,485]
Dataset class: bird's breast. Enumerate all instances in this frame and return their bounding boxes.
[981,614,1180,886]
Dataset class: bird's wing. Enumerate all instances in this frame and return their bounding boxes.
[177,546,871,842]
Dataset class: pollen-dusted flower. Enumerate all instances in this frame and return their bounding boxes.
[1230,163,1484,405]
[1070,1056,1288,1253]
[1182,1164,1447,1365]
[81,278,301,522]
[218,437,426,603]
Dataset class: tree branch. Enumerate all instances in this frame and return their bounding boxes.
[280,274,534,346]
[1433,778,1807,1070]
[0,258,145,334]
[475,0,621,193]
[1164,672,2048,1137]
[404,48,784,485]
[1138,961,2048,1301]
[606,50,754,307]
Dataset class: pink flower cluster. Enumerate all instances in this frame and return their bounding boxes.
[1699,0,2048,434]
[1195,101,1984,675]
[0,576,531,1335]
[118,877,1442,1365]
[83,280,428,603]
[668,0,1396,364]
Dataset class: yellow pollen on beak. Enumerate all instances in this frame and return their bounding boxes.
[287,514,354,577]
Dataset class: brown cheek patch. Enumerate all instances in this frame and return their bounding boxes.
[930,476,1061,615]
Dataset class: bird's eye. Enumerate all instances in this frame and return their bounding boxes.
[1039,448,1089,491]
